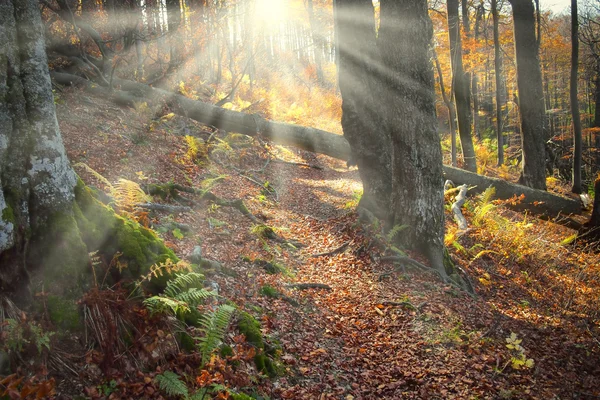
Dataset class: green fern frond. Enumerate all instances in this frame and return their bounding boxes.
[197,304,235,366]
[174,288,215,307]
[163,272,205,298]
[155,371,189,397]
[480,186,496,206]
[144,296,190,316]
[474,203,496,226]
[386,224,409,242]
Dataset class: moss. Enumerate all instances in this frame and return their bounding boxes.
[74,179,177,292]
[32,210,91,298]
[145,182,177,200]
[46,295,82,332]
[254,353,276,377]
[259,285,279,298]
[237,311,264,349]
[230,393,254,400]
[237,311,279,376]
[220,345,234,358]
[1,204,15,224]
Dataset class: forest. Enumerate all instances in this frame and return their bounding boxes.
[0,0,599,398]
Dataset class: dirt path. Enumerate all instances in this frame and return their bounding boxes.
[56,88,600,400]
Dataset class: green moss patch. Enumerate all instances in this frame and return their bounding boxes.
[74,180,177,292]
[46,295,82,332]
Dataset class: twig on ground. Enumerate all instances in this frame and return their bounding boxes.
[309,241,349,258]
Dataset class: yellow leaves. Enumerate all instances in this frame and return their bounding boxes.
[478,272,492,287]
[505,332,534,370]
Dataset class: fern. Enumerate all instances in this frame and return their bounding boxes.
[386,224,409,242]
[197,304,235,366]
[164,272,205,298]
[155,371,189,398]
[111,178,151,214]
[474,186,497,226]
[480,186,496,206]
[144,296,190,316]
[143,272,215,318]
[175,288,215,307]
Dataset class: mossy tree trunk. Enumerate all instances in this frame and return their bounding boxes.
[0,0,80,301]
[0,0,176,328]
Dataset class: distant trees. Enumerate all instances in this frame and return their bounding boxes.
[336,0,447,276]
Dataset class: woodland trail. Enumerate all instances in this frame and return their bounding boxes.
[56,87,599,399]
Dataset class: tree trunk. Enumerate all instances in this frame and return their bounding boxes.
[571,0,583,194]
[585,176,600,228]
[335,0,392,218]
[1,0,176,326]
[0,0,78,302]
[379,0,446,275]
[166,0,182,80]
[433,50,458,167]
[509,0,547,190]
[307,0,325,85]
[448,0,477,172]
[492,0,505,165]
[594,70,600,127]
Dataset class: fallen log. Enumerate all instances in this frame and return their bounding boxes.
[51,72,582,217]
[442,166,581,216]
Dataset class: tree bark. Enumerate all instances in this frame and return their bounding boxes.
[492,0,505,165]
[0,0,77,295]
[378,0,446,275]
[335,0,392,218]
[448,0,477,172]
[433,50,458,167]
[307,0,325,85]
[571,0,583,194]
[508,0,547,190]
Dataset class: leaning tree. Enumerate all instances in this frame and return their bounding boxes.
[0,0,174,328]
[336,0,448,277]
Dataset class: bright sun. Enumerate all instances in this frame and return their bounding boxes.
[254,0,288,25]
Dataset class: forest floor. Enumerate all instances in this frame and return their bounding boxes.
[39,86,600,399]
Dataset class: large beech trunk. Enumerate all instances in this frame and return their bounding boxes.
[0,0,79,296]
[51,72,582,221]
[335,0,392,218]
[379,0,446,274]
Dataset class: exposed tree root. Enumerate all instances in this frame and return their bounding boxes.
[379,256,475,297]
[309,241,350,258]
[284,283,332,290]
